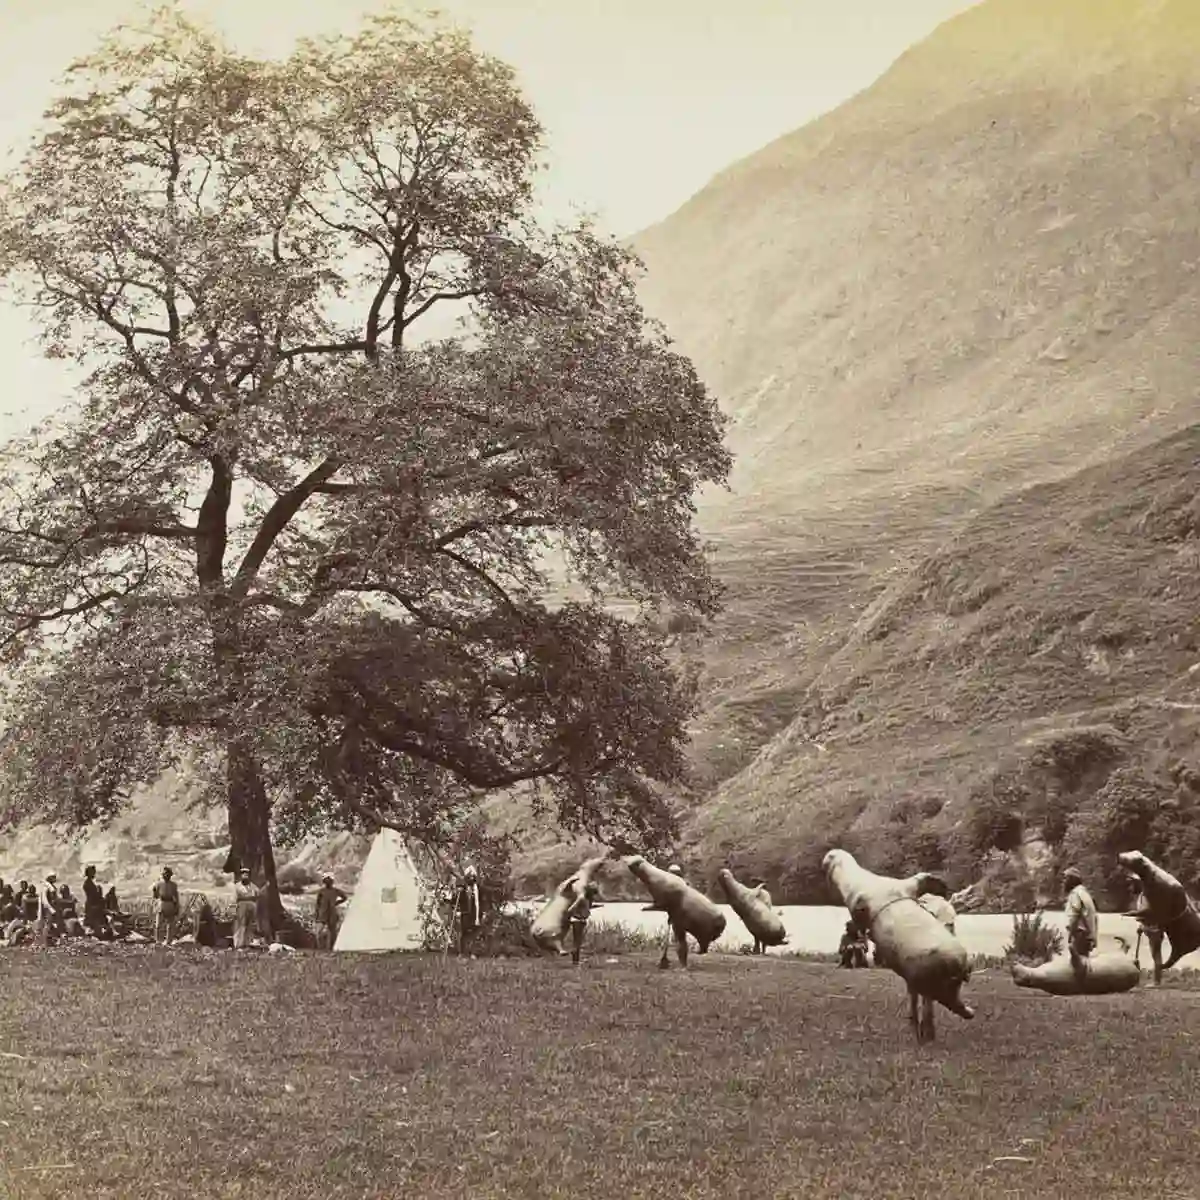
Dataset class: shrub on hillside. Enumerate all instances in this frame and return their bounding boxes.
[965,850,1039,913]
[1003,911,1063,965]
[1149,797,1200,895]
[1023,727,1127,845]
[276,861,320,895]
[965,774,1028,856]
[665,610,703,636]
[857,795,949,879]
[1059,765,1172,902]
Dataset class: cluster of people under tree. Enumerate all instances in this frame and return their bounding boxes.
[0,864,352,952]
[1,868,131,946]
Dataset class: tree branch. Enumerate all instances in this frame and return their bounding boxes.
[230,456,342,599]
[435,547,520,613]
[340,582,453,629]
[0,590,128,647]
[433,511,550,549]
[402,285,488,329]
[358,707,563,790]
[278,339,372,361]
[86,516,198,541]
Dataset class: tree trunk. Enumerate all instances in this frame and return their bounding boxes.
[223,737,286,932]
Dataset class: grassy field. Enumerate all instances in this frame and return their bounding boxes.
[2,948,1199,1199]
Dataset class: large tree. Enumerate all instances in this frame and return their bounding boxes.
[0,7,729,905]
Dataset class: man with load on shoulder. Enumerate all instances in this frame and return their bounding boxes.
[565,879,602,965]
[915,874,957,934]
[657,863,689,970]
[749,877,773,955]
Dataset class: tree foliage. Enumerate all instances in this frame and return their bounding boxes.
[0,6,730,884]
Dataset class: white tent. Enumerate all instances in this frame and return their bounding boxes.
[334,828,440,953]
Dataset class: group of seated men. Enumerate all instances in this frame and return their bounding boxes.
[0,868,132,945]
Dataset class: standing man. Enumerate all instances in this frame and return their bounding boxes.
[455,865,482,958]
[38,873,61,945]
[565,880,602,965]
[1125,873,1166,986]
[749,877,773,955]
[233,868,260,950]
[82,866,107,938]
[658,863,690,970]
[1063,865,1098,974]
[314,875,348,950]
[20,882,38,924]
[152,867,181,945]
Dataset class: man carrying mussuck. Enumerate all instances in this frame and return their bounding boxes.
[565,879,602,965]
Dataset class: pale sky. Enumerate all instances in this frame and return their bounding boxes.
[0,0,980,434]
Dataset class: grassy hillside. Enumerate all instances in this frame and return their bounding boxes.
[682,424,1200,904]
[567,0,1200,904]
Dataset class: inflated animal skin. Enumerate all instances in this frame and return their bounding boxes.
[823,849,974,1043]
[716,868,788,948]
[1011,951,1140,995]
[530,856,607,954]
[1116,850,1200,969]
[625,856,726,951]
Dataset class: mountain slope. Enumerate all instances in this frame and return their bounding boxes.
[610,0,1200,900]
[685,422,1200,902]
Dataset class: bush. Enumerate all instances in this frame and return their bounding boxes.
[665,610,703,636]
[276,861,320,895]
[1059,765,1172,902]
[966,774,1028,855]
[453,908,543,958]
[1003,911,1063,964]
[585,920,662,955]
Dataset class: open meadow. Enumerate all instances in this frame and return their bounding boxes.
[2,948,1199,1199]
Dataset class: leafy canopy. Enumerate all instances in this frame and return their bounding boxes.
[0,5,730,860]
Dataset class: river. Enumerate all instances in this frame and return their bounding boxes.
[509,900,1200,970]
